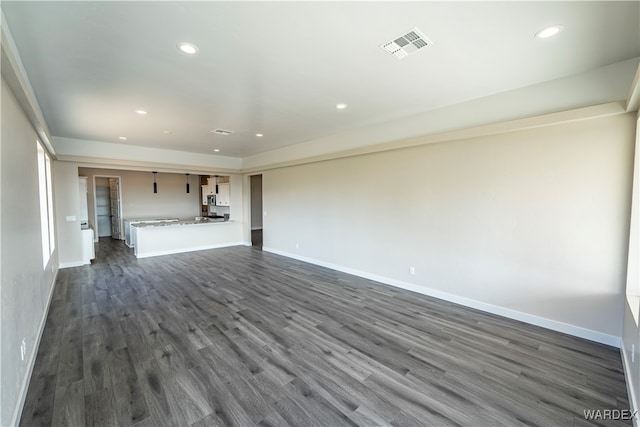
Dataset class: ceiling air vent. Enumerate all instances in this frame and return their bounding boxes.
[212,129,234,136]
[380,27,432,60]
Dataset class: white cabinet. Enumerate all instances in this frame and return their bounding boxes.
[81,227,95,264]
[207,177,218,195]
[201,185,209,205]
[202,176,230,206]
[215,183,230,206]
[200,178,218,202]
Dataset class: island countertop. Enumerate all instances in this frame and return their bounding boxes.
[132,218,232,228]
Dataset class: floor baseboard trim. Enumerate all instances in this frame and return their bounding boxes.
[59,261,84,269]
[263,247,620,348]
[10,267,59,426]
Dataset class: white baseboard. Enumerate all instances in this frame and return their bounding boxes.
[263,247,620,348]
[136,242,247,258]
[10,267,58,426]
[59,260,84,269]
[620,340,639,426]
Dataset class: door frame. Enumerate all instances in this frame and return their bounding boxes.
[92,175,124,242]
[249,173,263,248]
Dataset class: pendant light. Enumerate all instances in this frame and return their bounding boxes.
[185,173,190,193]
[152,171,158,193]
[214,175,219,194]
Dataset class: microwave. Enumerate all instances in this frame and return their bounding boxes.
[207,194,216,205]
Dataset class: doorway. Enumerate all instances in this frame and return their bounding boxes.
[250,174,263,249]
[94,176,123,240]
[96,178,112,237]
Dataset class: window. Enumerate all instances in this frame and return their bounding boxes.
[626,116,640,325]
[37,141,55,267]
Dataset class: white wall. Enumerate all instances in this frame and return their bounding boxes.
[621,111,640,417]
[55,161,83,267]
[78,167,202,229]
[263,113,636,345]
[1,76,58,426]
[0,71,3,427]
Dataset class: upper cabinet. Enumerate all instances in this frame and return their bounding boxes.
[216,183,230,206]
[200,175,231,206]
[201,184,209,205]
[206,177,217,195]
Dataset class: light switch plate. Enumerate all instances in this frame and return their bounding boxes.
[66,215,76,222]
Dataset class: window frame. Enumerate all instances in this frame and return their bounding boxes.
[36,140,55,267]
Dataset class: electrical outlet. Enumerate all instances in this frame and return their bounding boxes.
[409,266,415,275]
[20,338,26,361]
[295,243,299,249]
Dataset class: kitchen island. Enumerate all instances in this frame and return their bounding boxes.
[132,218,244,258]
[124,218,179,248]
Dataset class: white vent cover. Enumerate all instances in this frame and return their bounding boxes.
[212,128,234,136]
[380,27,432,60]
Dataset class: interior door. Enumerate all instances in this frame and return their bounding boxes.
[109,178,122,240]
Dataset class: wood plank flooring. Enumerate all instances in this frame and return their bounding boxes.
[20,238,631,426]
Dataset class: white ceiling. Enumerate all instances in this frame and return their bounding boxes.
[2,1,639,158]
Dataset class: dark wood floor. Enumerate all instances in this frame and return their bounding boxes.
[20,238,630,426]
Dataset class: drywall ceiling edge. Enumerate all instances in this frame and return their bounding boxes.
[627,64,640,112]
[0,11,55,156]
[54,101,629,176]
[240,101,630,175]
[57,155,241,176]
[241,58,640,171]
[52,136,242,171]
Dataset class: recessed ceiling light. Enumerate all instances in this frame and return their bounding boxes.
[336,104,347,109]
[214,149,220,152]
[118,136,127,140]
[178,42,199,54]
[534,25,563,39]
[135,110,148,115]
[256,133,263,137]
[162,130,172,134]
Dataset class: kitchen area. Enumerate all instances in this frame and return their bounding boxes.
[78,167,244,260]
